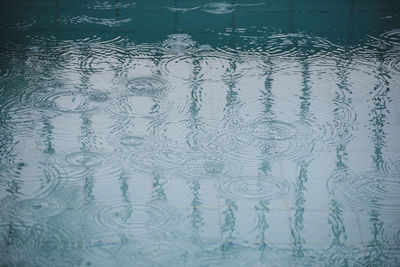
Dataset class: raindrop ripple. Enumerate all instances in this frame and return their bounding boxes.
[219,176,291,200]
[327,171,400,213]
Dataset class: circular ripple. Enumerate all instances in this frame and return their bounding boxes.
[382,159,400,176]
[179,154,241,180]
[161,34,198,54]
[380,29,400,46]
[250,120,298,141]
[203,2,235,14]
[16,197,67,219]
[55,151,119,187]
[126,76,170,96]
[226,120,315,162]
[35,91,101,113]
[121,143,158,174]
[382,51,400,72]
[120,136,145,147]
[79,44,133,74]
[159,53,242,82]
[90,203,171,234]
[327,171,400,213]
[153,147,187,170]
[108,95,171,118]
[64,151,104,168]
[124,144,187,174]
[0,12,37,30]
[219,176,291,200]
[117,242,191,266]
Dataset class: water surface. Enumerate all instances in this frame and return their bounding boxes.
[1,0,400,266]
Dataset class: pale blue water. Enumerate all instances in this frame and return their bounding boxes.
[1,0,400,266]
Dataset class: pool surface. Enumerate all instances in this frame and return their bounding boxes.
[1,0,400,266]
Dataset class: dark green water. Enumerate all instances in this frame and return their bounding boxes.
[1,0,400,266]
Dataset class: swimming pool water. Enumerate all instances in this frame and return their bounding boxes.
[1,0,400,266]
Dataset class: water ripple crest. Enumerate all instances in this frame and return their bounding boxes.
[179,154,242,180]
[327,171,400,213]
[126,76,170,96]
[0,12,37,30]
[35,90,108,113]
[124,144,187,174]
[16,197,67,219]
[218,176,291,201]
[64,151,104,168]
[159,53,244,82]
[108,95,171,118]
[88,203,171,234]
[161,34,198,54]
[380,29,400,46]
[203,2,235,14]
[250,119,298,141]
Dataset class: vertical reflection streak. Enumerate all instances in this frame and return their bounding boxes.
[255,199,269,248]
[256,56,275,249]
[325,55,354,265]
[370,65,390,172]
[78,71,95,204]
[189,181,204,242]
[221,199,237,250]
[79,114,95,205]
[40,114,55,155]
[290,59,312,258]
[186,50,206,244]
[365,56,391,266]
[151,170,167,202]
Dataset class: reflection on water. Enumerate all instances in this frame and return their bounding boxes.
[1,0,400,265]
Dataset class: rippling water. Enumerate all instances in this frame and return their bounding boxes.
[1,0,400,266]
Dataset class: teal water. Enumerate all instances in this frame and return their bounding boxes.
[1,0,400,266]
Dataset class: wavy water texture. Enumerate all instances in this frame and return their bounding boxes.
[0,221,78,266]
[327,171,400,213]
[58,15,133,27]
[117,242,192,266]
[219,176,291,201]
[161,34,199,54]
[203,2,265,14]
[1,2,400,266]
[88,1,136,10]
[86,203,172,235]
[0,12,37,30]
[35,90,108,114]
